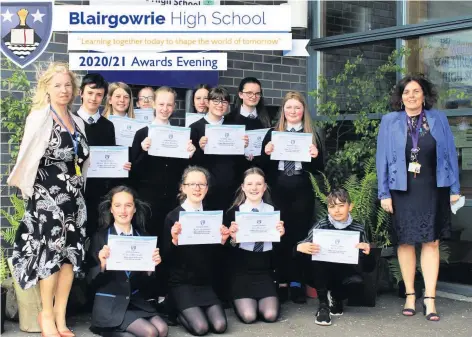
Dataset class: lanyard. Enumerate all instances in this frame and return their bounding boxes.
[407,110,424,154]
[50,106,79,156]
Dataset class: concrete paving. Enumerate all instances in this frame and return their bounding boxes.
[2,294,472,337]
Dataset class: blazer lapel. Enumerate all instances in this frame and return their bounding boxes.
[425,109,436,133]
[393,112,407,152]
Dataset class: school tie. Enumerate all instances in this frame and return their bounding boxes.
[284,128,296,174]
[248,113,256,119]
[120,232,132,236]
[88,117,95,124]
[252,208,264,252]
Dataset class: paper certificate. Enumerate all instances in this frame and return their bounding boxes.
[178,211,223,245]
[88,146,129,178]
[106,235,157,272]
[204,125,246,155]
[311,229,360,264]
[185,113,204,127]
[134,109,154,123]
[148,125,191,159]
[245,128,270,157]
[109,115,147,147]
[235,211,280,243]
[270,131,312,162]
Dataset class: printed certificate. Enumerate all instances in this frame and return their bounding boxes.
[235,211,280,243]
[178,211,223,245]
[204,124,246,155]
[312,229,360,264]
[134,109,154,123]
[88,146,128,178]
[148,125,191,159]
[245,128,270,157]
[270,131,312,162]
[107,235,158,272]
[185,112,204,127]
[109,115,147,147]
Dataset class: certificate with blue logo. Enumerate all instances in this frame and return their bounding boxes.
[235,211,280,243]
[148,125,191,159]
[311,229,360,264]
[245,128,270,157]
[109,115,147,147]
[106,235,158,272]
[204,125,246,155]
[270,131,312,162]
[88,146,128,178]
[134,109,154,123]
[178,211,223,245]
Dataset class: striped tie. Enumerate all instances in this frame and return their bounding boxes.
[252,208,264,252]
[248,113,256,119]
[88,116,94,124]
[284,128,296,174]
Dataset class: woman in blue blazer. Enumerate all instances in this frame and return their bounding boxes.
[88,186,168,337]
[376,75,460,322]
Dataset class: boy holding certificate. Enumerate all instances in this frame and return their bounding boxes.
[225,168,285,324]
[296,188,373,326]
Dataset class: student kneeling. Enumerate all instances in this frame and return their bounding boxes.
[88,186,168,337]
[296,188,372,326]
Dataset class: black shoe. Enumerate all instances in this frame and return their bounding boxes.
[290,286,306,304]
[277,286,289,303]
[328,291,343,316]
[315,305,332,326]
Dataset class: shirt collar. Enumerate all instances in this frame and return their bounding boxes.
[78,107,101,124]
[240,200,264,212]
[152,118,170,126]
[204,114,224,125]
[286,122,303,131]
[114,224,133,236]
[181,199,203,212]
[327,214,353,230]
[240,106,257,118]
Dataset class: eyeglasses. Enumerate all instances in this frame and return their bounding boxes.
[183,183,208,189]
[242,91,262,98]
[210,99,229,106]
[138,96,154,102]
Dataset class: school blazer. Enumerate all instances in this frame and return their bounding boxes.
[376,109,460,200]
[87,227,155,328]
[7,105,90,199]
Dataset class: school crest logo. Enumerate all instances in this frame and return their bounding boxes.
[1,1,53,68]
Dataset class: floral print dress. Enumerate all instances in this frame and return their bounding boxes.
[12,119,89,290]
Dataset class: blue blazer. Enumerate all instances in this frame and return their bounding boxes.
[376,109,460,199]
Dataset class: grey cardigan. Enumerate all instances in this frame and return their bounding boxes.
[8,105,90,199]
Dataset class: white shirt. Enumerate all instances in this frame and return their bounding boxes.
[152,119,170,126]
[278,123,303,171]
[114,223,133,236]
[238,201,274,252]
[240,106,257,119]
[204,114,224,125]
[181,198,204,212]
[78,107,101,124]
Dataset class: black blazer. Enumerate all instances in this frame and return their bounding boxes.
[87,226,156,328]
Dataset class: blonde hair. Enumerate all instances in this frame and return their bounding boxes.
[229,167,272,210]
[154,86,177,101]
[103,82,135,118]
[177,166,211,203]
[31,62,78,111]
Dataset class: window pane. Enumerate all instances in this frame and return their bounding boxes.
[407,0,472,24]
[321,1,397,37]
[405,29,472,110]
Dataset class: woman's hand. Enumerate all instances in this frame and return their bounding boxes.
[381,198,393,214]
[229,221,238,240]
[221,225,230,244]
[141,137,151,151]
[309,144,319,158]
[276,221,285,237]
[98,245,110,270]
[243,135,249,148]
[356,242,371,255]
[264,141,274,155]
[171,222,182,246]
[151,248,162,265]
[187,140,197,158]
[450,194,461,204]
[297,242,320,255]
[199,136,208,150]
[123,162,132,171]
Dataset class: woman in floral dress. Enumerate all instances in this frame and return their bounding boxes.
[8,62,90,337]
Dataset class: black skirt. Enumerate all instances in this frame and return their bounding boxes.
[169,284,220,311]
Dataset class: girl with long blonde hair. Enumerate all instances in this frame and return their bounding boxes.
[103,82,135,118]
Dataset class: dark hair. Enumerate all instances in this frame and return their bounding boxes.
[390,74,438,111]
[177,166,211,202]
[208,86,230,103]
[98,186,150,232]
[229,167,272,210]
[327,188,351,206]
[234,77,271,128]
[192,84,211,113]
[80,73,109,97]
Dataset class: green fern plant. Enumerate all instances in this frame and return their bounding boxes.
[0,249,10,284]
[309,157,391,247]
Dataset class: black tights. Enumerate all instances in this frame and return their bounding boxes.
[102,315,168,337]
[233,297,279,324]
[177,304,227,336]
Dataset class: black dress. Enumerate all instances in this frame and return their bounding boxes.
[162,206,221,311]
[390,114,451,245]
[12,120,89,289]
